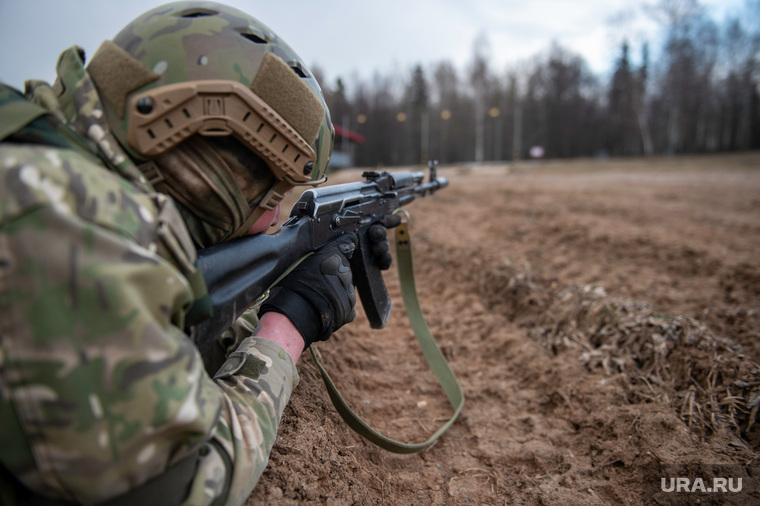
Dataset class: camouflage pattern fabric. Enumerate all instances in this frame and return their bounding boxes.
[31,46,153,193]
[0,64,298,506]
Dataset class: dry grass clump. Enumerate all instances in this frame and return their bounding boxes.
[481,261,760,447]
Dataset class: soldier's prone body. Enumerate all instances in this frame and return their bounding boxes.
[0,2,391,504]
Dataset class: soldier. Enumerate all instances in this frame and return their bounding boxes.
[0,2,386,504]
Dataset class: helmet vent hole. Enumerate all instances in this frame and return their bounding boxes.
[290,66,307,78]
[242,33,267,44]
[180,9,218,18]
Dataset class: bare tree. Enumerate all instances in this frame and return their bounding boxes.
[403,65,429,165]
[469,32,491,163]
[321,2,758,168]
[646,0,709,155]
[430,61,460,163]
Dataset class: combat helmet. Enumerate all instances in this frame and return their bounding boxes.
[86,1,334,246]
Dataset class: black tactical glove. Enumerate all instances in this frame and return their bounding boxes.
[261,234,357,349]
[368,214,402,271]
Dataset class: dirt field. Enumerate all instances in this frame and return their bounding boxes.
[248,152,760,505]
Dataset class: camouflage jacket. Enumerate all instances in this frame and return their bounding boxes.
[0,48,298,506]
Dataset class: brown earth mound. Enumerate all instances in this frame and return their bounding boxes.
[249,153,760,505]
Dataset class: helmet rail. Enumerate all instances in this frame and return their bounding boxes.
[126,79,319,186]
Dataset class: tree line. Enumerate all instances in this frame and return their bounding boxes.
[315,0,760,167]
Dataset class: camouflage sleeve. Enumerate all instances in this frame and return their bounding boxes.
[0,144,297,505]
[183,337,299,506]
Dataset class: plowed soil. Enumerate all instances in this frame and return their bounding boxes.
[248,152,760,505]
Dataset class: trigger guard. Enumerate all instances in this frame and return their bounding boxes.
[393,209,411,224]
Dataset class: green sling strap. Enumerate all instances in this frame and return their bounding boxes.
[310,219,465,454]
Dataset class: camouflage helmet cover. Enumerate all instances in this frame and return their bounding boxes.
[87,1,334,244]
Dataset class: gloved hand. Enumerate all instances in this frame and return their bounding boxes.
[368,214,402,271]
[260,234,357,349]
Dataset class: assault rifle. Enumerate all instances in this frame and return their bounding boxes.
[189,161,448,356]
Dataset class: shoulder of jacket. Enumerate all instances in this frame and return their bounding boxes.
[0,143,161,242]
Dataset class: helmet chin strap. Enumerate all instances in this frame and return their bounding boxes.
[229,205,268,240]
[228,178,288,239]
[227,173,327,240]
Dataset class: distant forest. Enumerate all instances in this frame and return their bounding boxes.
[313,0,760,167]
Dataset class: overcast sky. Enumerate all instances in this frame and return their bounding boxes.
[0,0,747,93]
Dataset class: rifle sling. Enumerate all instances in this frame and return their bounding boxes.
[309,221,464,453]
